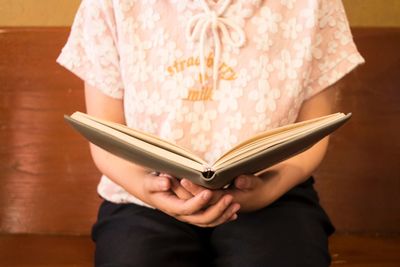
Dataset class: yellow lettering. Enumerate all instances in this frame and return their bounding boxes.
[207,53,214,68]
[187,57,195,68]
[179,60,186,72]
[203,87,213,100]
[221,70,237,80]
[219,63,228,72]
[184,87,213,101]
[185,90,197,101]
[173,61,180,73]
[167,66,174,76]
[219,63,237,80]
[198,73,210,83]
[167,55,237,85]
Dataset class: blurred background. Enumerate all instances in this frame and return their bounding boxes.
[0,1,399,266]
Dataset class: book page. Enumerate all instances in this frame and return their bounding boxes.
[220,113,340,157]
[71,113,207,172]
[213,121,323,168]
[213,113,344,168]
[74,112,207,165]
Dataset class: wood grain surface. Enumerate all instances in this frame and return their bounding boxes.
[0,28,101,234]
[314,28,400,233]
[0,234,399,267]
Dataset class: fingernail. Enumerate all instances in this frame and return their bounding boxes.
[231,214,238,221]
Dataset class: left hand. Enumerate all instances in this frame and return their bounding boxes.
[142,172,240,227]
[181,171,281,213]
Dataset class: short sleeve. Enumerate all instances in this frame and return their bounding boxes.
[304,0,365,100]
[56,0,124,99]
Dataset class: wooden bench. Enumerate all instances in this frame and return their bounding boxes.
[0,27,399,266]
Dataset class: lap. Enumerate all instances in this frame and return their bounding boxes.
[211,178,334,267]
[91,201,212,267]
[92,178,334,267]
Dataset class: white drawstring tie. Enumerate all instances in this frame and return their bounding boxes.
[186,0,246,92]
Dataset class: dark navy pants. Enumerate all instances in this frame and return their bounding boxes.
[92,177,334,267]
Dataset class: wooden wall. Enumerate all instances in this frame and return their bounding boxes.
[314,28,400,233]
[0,28,100,234]
[0,27,399,235]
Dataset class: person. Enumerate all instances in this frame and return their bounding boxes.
[57,0,364,266]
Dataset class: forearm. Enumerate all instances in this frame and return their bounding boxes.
[89,143,155,203]
[83,83,155,203]
[267,83,338,196]
[261,136,330,202]
[234,84,337,211]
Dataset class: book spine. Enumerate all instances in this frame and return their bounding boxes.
[201,166,216,181]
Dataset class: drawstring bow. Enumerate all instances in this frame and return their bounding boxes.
[186,0,246,92]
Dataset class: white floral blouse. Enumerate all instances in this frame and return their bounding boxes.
[57,0,364,205]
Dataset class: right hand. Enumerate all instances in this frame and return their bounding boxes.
[141,173,240,227]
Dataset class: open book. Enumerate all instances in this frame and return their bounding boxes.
[64,112,351,189]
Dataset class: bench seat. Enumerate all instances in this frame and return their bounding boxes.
[1,234,399,266]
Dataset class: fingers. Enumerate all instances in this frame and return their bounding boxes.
[181,178,225,205]
[180,178,203,195]
[169,177,194,200]
[143,175,170,192]
[180,195,240,227]
[208,202,240,227]
[145,177,241,228]
[145,173,193,200]
[147,183,240,227]
[174,190,213,215]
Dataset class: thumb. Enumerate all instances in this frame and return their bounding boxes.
[144,175,171,192]
[180,178,204,195]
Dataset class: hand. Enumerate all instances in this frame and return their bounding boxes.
[141,173,240,227]
[229,174,273,212]
[181,171,281,213]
